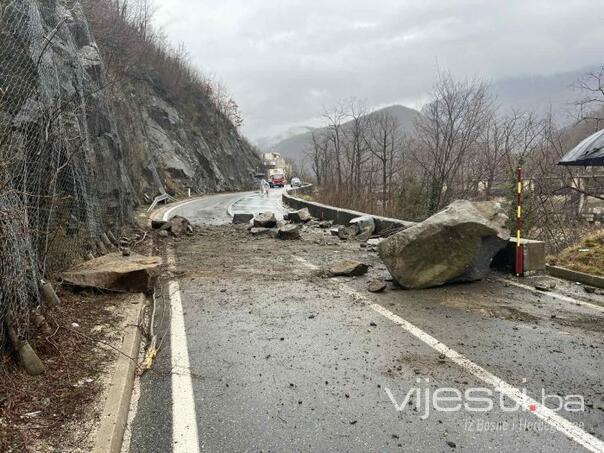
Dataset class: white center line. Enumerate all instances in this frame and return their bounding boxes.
[168,251,200,453]
[294,256,604,453]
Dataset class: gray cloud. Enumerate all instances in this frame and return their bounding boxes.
[154,0,603,139]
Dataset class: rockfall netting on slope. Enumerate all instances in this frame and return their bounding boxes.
[0,0,132,347]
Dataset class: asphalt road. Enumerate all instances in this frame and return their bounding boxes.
[158,188,288,225]
[124,190,604,453]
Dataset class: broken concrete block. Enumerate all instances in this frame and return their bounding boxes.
[253,212,277,228]
[329,260,369,277]
[232,213,254,225]
[378,200,508,289]
[277,224,301,240]
[62,252,161,293]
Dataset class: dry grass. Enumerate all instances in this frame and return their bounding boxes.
[548,228,604,276]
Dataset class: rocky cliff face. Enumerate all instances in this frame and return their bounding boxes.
[0,0,261,330]
[113,80,260,199]
[3,0,259,214]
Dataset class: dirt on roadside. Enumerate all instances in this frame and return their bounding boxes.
[0,289,139,452]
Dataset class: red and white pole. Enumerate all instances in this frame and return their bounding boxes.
[515,167,523,276]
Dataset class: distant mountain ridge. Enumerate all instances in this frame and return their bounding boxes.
[492,66,599,121]
[264,105,421,162]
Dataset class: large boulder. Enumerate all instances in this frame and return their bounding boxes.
[62,253,161,293]
[254,212,277,228]
[377,200,508,289]
[289,208,312,223]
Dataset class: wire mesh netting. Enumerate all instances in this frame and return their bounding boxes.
[0,0,130,346]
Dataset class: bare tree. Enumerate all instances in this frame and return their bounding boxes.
[365,110,404,215]
[574,65,604,129]
[322,102,348,188]
[414,73,493,214]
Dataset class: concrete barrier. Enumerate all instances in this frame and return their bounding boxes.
[282,185,416,235]
[493,238,546,273]
[546,265,604,289]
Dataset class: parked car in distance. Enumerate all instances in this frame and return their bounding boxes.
[291,177,302,187]
[269,173,286,188]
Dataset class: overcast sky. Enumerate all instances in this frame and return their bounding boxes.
[154,0,603,140]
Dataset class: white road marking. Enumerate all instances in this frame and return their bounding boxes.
[500,278,604,314]
[294,256,604,453]
[167,251,200,453]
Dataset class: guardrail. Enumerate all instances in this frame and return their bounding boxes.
[147,193,176,213]
[282,185,416,235]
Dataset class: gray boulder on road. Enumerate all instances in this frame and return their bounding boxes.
[164,215,193,236]
[277,224,301,240]
[253,212,277,228]
[350,216,375,237]
[377,200,509,289]
[289,208,312,223]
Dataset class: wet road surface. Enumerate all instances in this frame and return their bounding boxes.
[125,192,604,453]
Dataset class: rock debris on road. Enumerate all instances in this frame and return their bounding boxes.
[127,191,604,453]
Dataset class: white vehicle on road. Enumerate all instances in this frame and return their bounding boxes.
[290,177,302,187]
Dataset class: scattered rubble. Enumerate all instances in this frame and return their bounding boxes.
[329,260,369,277]
[277,224,302,240]
[152,215,193,236]
[337,225,358,241]
[254,211,277,228]
[378,200,508,289]
[62,252,161,292]
[368,280,387,293]
[534,280,557,292]
[250,227,275,237]
[232,213,254,224]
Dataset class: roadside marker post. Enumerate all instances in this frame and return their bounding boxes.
[515,166,523,276]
